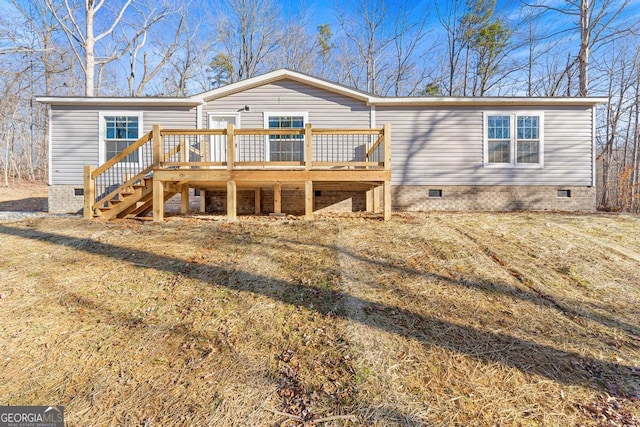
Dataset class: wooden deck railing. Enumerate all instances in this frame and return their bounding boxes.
[157,123,388,170]
[84,123,390,218]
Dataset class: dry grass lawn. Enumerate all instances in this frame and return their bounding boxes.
[0,208,639,426]
[0,181,48,211]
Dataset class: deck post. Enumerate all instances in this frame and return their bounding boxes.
[373,186,381,213]
[366,189,373,212]
[383,123,392,221]
[227,123,235,171]
[304,123,312,170]
[227,181,237,221]
[179,136,186,163]
[83,165,95,219]
[200,190,207,213]
[383,181,392,221]
[152,125,162,166]
[383,123,391,171]
[274,183,282,214]
[180,185,189,214]
[254,188,261,214]
[153,178,164,222]
[304,180,313,220]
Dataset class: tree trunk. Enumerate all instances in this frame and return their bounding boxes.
[463,45,470,96]
[578,0,590,96]
[631,77,640,212]
[85,5,95,96]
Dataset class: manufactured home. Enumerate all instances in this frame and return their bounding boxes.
[37,69,606,221]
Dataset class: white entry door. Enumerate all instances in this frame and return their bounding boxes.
[208,115,237,162]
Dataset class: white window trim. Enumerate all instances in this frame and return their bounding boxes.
[98,111,144,166]
[207,112,241,162]
[263,111,308,162]
[207,112,242,129]
[483,111,544,168]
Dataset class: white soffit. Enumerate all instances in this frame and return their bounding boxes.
[35,97,201,107]
[368,96,609,106]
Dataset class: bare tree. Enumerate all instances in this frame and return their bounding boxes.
[0,1,73,184]
[386,3,431,96]
[336,0,394,94]
[594,39,640,210]
[44,0,174,96]
[524,0,635,97]
[128,14,186,96]
[267,7,318,74]
[335,0,431,96]
[214,0,282,82]
[435,0,466,96]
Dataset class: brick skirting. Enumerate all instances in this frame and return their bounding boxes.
[49,184,596,216]
[48,185,84,214]
[392,185,596,212]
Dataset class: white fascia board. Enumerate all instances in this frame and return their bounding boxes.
[35,97,201,107]
[369,96,609,106]
[199,69,372,103]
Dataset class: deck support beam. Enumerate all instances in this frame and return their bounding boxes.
[84,165,95,219]
[366,186,382,213]
[153,178,164,222]
[254,188,261,214]
[200,190,207,213]
[366,189,373,212]
[181,185,189,214]
[383,181,391,221]
[383,123,392,221]
[274,183,282,214]
[227,181,237,221]
[305,180,313,220]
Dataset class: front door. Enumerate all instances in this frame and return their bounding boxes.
[208,115,237,162]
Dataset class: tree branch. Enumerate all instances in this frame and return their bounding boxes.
[94,0,133,42]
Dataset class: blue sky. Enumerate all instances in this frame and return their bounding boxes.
[2,0,639,96]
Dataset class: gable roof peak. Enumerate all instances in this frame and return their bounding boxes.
[195,68,373,103]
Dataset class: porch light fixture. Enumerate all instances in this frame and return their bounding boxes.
[244,105,251,112]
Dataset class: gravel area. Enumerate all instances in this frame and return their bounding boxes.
[0,211,76,222]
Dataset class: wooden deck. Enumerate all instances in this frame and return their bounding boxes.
[84,124,391,221]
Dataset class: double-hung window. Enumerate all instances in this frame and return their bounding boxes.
[487,115,511,163]
[100,113,142,164]
[264,112,307,162]
[484,112,543,167]
[516,115,540,164]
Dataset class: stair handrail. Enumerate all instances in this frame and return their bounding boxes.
[91,131,153,179]
[87,130,155,216]
[91,166,154,211]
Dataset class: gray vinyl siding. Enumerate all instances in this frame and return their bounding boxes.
[376,105,594,186]
[203,79,371,162]
[49,78,595,189]
[50,106,196,185]
[203,79,371,128]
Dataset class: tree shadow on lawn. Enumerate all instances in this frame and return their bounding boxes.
[222,231,640,342]
[0,223,638,401]
[0,197,47,212]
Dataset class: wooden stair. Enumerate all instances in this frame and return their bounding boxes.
[93,177,176,220]
[124,189,177,219]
